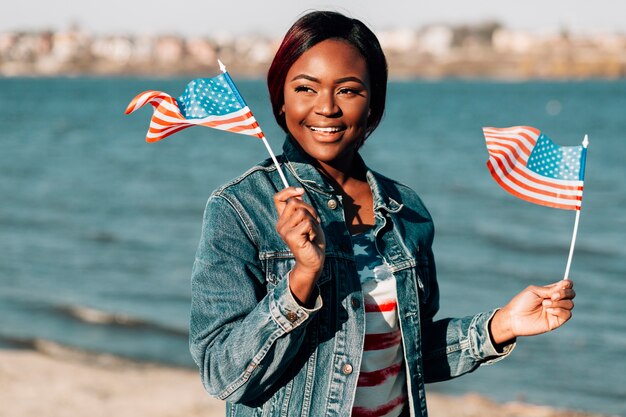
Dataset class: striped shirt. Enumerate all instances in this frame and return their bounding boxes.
[351,229,407,417]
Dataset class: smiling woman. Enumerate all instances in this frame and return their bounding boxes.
[188,10,576,417]
[267,11,388,141]
[282,39,371,168]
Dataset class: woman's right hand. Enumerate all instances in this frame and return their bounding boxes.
[274,187,326,305]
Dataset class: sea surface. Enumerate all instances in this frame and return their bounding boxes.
[1,77,625,416]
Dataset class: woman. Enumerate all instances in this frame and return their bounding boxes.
[189,11,575,417]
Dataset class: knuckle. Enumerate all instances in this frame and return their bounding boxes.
[286,198,299,209]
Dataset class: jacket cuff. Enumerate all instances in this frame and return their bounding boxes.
[269,271,322,333]
[468,309,516,364]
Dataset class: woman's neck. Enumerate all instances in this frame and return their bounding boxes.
[313,151,366,188]
[313,154,375,234]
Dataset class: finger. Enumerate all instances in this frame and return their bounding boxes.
[280,197,320,223]
[287,217,321,246]
[546,279,574,290]
[273,187,305,215]
[543,299,574,310]
[534,279,575,300]
[526,284,556,300]
[551,288,576,301]
[278,206,318,233]
[299,222,317,242]
[546,307,573,323]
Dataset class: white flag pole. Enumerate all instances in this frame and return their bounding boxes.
[563,209,581,280]
[218,60,290,189]
[260,134,290,189]
[563,134,589,280]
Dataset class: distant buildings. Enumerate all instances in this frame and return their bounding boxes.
[1,23,625,78]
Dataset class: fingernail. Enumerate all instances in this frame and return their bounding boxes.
[295,187,304,193]
[551,293,560,301]
[543,300,552,307]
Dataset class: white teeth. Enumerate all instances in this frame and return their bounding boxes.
[310,126,342,133]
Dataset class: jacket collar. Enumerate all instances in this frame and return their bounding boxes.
[281,135,404,214]
[281,134,335,194]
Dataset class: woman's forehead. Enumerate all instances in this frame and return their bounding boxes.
[286,39,369,82]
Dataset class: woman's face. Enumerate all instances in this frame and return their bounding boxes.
[282,39,371,167]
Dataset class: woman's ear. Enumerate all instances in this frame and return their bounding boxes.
[280,104,285,115]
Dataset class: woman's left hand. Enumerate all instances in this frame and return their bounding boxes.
[490,279,576,345]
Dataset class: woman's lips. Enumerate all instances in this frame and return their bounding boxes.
[307,125,346,139]
[308,125,344,133]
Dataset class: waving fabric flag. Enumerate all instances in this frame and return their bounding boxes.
[125,73,264,142]
[126,61,290,188]
[483,126,586,210]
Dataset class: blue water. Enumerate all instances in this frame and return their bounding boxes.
[1,78,625,416]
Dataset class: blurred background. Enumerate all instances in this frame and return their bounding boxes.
[1,1,625,416]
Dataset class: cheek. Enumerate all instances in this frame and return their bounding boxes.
[283,97,309,125]
[350,102,371,126]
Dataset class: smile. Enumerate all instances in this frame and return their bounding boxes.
[308,126,345,133]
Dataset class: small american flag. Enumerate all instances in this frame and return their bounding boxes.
[125,73,264,142]
[483,126,586,210]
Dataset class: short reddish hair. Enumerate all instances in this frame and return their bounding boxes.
[267,11,388,143]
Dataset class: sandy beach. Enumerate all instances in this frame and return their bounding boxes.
[0,344,612,417]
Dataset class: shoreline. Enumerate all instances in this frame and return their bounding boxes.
[0,346,614,417]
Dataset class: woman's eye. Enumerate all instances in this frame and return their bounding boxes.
[294,86,314,93]
[338,88,360,96]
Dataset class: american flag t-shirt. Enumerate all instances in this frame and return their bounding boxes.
[351,229,407,417]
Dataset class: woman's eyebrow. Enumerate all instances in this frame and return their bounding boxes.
[289,74,367,86]
[290,74,319,82]
[334,76,367,86]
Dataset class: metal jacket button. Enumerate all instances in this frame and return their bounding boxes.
[351,297,360,308]
[286,311,298,322]
[327,199,338,210]
[342,363,353,375]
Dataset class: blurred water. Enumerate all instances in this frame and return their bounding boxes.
[0,77,624,415]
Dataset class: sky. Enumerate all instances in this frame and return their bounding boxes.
[2,0,625,37]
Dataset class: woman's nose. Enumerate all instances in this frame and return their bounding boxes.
[314,91,340,117]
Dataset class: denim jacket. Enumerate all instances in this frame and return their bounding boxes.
[190,136,514,417]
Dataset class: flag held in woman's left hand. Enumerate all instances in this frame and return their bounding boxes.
[483,126,586,211]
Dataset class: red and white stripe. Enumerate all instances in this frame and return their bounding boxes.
[125,90,264,143]
[483,126,583,210]
[353,278,407,417]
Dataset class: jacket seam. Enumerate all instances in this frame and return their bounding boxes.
[216,326,285,400]
[213,162,278,195]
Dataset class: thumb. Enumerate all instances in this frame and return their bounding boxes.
[534,279,573,300]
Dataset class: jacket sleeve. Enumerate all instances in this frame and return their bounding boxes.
[189,194,322,403]
[418,247,515,383]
